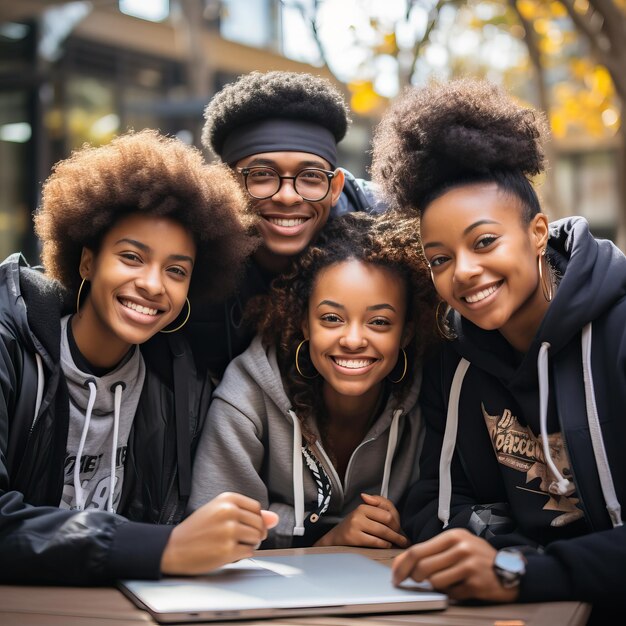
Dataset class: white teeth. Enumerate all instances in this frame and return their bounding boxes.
[267,217,307,227]
[464,283,500,304]
[121,300,158,316]
[334,358,374,369]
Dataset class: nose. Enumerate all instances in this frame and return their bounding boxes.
[339,323,367,351]
[453,250,482,284]
[135,264,165,296]
[272,177,302,205]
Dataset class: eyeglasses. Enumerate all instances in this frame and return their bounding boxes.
[237,166,336,202]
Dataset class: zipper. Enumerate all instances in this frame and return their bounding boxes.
[158,467,178,524]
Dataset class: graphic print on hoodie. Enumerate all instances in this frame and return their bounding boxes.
[481,401,583,528]
[58,315,146,512]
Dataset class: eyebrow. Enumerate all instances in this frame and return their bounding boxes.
[317,299,397,313]
[247,158,328,169]
[423,219,501,250]
[114,238,194,265]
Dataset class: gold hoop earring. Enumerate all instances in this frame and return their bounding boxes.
[76,277,87,315]
[435,301,456,340]
[538,250,554,303]
[295,339,319,379]
[160,298,191,334]
[388,348,408,384]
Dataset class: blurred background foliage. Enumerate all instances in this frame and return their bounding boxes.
[0,0,624,259]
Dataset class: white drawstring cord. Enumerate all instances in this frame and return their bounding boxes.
[108,382,125,513]
[581,324,623,527]
[33,353,44,427]
[73,378,97,511]
[537,342,572,495]
[438,358,470,528]
[288,409,305,536]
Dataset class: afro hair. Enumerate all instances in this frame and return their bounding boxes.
[202,71,350,159]
[34,129,257,305]
[371,78,549,215]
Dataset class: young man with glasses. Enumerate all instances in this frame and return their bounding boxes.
[191,70,385,380]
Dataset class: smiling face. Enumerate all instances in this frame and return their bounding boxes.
[235,151,344,271]
[302,259,408,402]
[74,213,196,368]
[421,183,549,351]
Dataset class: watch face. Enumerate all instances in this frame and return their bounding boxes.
[494,549,526,588]
[495,550,526,575]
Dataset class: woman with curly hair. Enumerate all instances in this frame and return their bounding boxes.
[0,129,278,585]
[372,78,626,617]
[190,211,438,549]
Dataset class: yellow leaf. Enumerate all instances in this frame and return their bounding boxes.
[591,66,614,98]
[348,80,383,115]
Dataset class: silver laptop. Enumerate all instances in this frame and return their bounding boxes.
[119,552,447,623]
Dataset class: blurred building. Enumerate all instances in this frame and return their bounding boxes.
[0,0,376,262]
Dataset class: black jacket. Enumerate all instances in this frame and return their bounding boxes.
[186,169,386,380]
[0,254,212,584]
[402,217,626,609]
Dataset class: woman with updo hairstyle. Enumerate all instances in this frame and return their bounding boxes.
[372,78,626,618]
[190,211,438,549]
[0,129,278,586]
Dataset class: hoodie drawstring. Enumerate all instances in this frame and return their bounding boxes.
[73,378,97,511]
[72,379,125,513]
[380,409,402,499]
[109,382,125,513]
[288,409,305,536]
[438,358,470,528]
[33,353,44,428]
[537,342,572,495]
[580,324,623,527]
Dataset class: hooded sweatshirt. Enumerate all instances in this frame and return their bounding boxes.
[190,334,424,547]
[402,217,626,609]
[0,254,212,584]
[59,315,145,513]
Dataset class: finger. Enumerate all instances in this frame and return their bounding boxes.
[235,523,266,547]
[217,492,263,513]
[392,547,421,586]
[360,493,390,508]
[429,561,474,594]
[359,519,410,548]
[357,504,404,534]
[237,507,267,533]
[261,510,279,529]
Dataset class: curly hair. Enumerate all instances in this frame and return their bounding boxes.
[34,129,257,304]
[202,71,350,159]
[253,212,438,442]
[371,78,550,222]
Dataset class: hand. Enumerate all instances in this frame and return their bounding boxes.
[391,528,520,602]
[315,493,409,549]
[160,492,279,575]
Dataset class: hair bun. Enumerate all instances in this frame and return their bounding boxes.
[372,78,549,211]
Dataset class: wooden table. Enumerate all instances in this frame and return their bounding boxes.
[0,546,591,626]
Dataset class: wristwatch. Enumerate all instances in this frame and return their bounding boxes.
[493,548,527,588]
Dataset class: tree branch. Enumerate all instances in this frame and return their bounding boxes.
[508,0,549,112]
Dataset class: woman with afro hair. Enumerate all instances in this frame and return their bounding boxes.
[189,212,438,549]
[0,129,278,585]
[372,78,626,617]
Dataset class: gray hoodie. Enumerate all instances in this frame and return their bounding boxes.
[189,335,424,547]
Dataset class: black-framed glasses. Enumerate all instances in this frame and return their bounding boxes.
[236,166,336,201]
